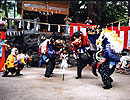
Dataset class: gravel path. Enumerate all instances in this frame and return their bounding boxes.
[0,67,130,100]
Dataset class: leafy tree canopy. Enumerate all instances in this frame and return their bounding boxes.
[69,1,129,26]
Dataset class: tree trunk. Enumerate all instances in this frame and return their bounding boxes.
[88,1,97,25]
[4,0,9,28]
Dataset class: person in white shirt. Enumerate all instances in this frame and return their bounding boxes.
[85,17,92,25]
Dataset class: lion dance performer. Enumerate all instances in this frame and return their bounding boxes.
[87,25,102,77]
[39,32,65,78]
[96,29,122,89]
[70,31,98,79]
[2,48,25,77]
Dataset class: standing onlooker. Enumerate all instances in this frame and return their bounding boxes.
[64,15,72,34]
[35,17,40,31]
[85,17,92,25]
[2,40,11,61]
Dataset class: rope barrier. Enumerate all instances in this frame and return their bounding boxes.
[3,17,94,27]
[107,16,130,25]
[3,16,130,27]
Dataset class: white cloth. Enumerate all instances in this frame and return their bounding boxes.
[17,53,25,60]
[19,20,21,29]
[120,56,130,68]
[27,21,30,30]
[85,19,92,25]
[11,48,18,56]
[39,39,50,54]
[60,53,68,68]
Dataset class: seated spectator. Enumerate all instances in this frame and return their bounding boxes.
[116,46,130,73]
[2,48,25,77]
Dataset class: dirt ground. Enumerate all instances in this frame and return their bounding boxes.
[0,67,130,100]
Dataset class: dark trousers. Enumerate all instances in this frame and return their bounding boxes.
[77,54,95,77]
[3,62,24,76]
[45,59,56,77]
[4,67,16,76]
[98,62,116,86]
[77,58,87,77]
[16,62,24,75]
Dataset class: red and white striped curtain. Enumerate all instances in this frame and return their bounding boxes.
[70,23,130,49]
[69,23,96,37]
[107,27,130,49]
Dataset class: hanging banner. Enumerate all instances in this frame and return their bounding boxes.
[48,24,50,31]
[58,25,60,32]
[19,20,21,29]
[13,31,15,36]
[118,22,120,30]
[36,25,38,31]
[112,23,113,31]
[27,21,30,30]
[68,26,70,34]
[19,32,21,36]
[6,31,9,36]
[129,18,130,27]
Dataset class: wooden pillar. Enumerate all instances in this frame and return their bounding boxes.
[67,1,69,16]
[46,2,48,23]
[14,2,16,19]
[9,19,12,30]
[88,1,96,24]
[21,2,24,19]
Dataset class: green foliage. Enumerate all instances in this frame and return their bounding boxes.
[69,1,129,26]
[0,9,5,17]
[69,1,88,23]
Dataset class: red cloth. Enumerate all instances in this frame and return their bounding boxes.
[70,23,96,38]
[70,23,95,51]
[0,45,5,71]
[0,31,6,40]
[107,26,130,49]
[0,31,6,71]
